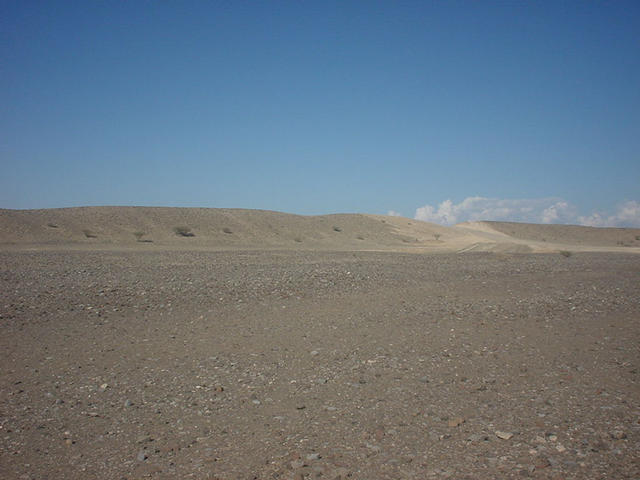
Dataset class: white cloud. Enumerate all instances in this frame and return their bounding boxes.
[578,201,640,227]
[414,197,575,226]
[387,210,403,217]
[412,197,640,227]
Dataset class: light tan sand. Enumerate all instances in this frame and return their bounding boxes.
[1,207,638,254]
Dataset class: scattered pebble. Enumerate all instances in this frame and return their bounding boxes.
[447,417,465,427]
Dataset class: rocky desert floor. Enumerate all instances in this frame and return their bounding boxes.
[1,249,639,479]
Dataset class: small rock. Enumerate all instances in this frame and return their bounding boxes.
[495,431,514,440]
[123,399,133,407]
[306,453,321,461]
[136,434,152,444]
[99,383,108,391]
[535,456,551,469]
[556,444,566,453]
[291,459,304,469]
[448,417,465,427]
[611,430,627,440]
[310,350,319,356]
[137,450,147,462]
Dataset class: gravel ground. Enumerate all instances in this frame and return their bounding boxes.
[1,250,639,479]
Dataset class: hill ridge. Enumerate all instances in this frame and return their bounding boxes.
[1,206,639,253]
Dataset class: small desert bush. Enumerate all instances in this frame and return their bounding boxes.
[173,226,195,237]
[433,233,441,240]
[559,250,572,258]
[133,231,145,241]
[356,235,365,240]
[83,229,97,238]
[294,237,303,243]
[333,226,342,232]
[223,227,233,234]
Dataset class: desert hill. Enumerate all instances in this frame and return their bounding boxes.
[0,207,453,251]
[1,206,639,253]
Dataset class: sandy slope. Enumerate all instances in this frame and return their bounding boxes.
[1,207,639,254]
[457,221,640,254]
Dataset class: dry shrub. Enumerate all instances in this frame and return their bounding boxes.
[173,226,195,237]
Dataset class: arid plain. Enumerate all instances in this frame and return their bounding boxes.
[1,207,639,479]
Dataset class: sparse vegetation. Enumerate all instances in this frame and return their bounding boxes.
[433,233,441,240]
[559,250,572,258]
[83,229,97,238]
[173,226,195,237]
[617,240,624,246]
[333,226,342,232]
[294,237,303,243]
[223,227,233,234]
[133,231,153,243]
[635,235,640,241]
[356,235,365,240]
[47,223,58,228]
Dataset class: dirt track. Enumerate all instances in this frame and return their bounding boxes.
[1,249,639,479]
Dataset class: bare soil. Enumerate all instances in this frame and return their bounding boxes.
[1,249,638,479]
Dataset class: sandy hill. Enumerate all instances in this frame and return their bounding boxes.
[1,207,639,253]
[0,207,454,251]
[457,221,640,253]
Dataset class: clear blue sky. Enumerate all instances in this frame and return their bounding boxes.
[2,1,639,225]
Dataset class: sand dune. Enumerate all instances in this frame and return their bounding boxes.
[457,221,640,253]
[1,207,639,254]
